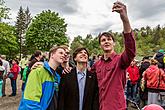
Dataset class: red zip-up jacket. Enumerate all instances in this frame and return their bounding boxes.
[127,65,139,85]
[144,65,165,91]
[10,64,19,80]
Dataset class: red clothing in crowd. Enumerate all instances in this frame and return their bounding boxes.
[91,32,136,110]
[10,64,19,80]
[144,65,165,91]
[127,65,140,85]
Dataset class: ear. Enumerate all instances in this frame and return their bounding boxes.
[74,57,77,62]
[99,45,102,49]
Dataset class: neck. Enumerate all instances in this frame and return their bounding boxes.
[104,50,114,60]
[77,62,87,72]
[48,60,59,70]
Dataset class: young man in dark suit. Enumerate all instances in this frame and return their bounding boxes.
[58,47,99,110]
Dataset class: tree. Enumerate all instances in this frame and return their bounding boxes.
[0,22,19,59]
[0,0,10,22]
[70,35,83,53]
[23,7,32,56]
[15,6,32,59]
[25,7,32,29]
[15,6,26,59]
[70,34,102,56]
[26,10,68,54]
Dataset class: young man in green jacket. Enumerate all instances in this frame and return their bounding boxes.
[18,46,66,110]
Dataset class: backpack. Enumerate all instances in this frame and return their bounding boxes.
[22,66,30,82]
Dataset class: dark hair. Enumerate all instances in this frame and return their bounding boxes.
[48,46,65,59]
[0,60,3,66]
[98,32,115,44]
[29,55,35,61]
[13,59,19,65]
[34,50,42,57]
[73,47,89,63]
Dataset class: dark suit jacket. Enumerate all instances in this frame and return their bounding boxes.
[58,67,99,110]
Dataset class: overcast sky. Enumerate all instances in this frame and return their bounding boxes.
[4,0,165,40]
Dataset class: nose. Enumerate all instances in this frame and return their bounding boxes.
[105,39,109,43]
[82,52,87,57]
[64,53,67,57]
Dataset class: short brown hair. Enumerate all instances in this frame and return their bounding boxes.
[60,45,69,50]
[98,32,115,44]
[48,46,65,59]
[150,59,158,65]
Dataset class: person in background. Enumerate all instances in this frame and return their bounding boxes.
[142,104,164,110]
[8,59,19,96]
[21,50,43,91]
[141,59,165,105]
[139,56,151,108]
[0,60,5,97]
[28,50,43,71]
[0,55,10,97]
[126,59,140,102]
[19,56,28,80]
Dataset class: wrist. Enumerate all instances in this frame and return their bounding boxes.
[121,16,129,23]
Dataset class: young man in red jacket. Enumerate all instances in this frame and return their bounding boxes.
[91,1,136,110]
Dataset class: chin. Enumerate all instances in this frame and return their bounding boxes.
[80,61,88,63]
[58,60,64,64]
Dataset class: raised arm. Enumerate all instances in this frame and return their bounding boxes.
[113,1,136,69]
[112,1,131,33]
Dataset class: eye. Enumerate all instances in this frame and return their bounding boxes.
[101,38,106,42]
[59,52,63,54]
[84,52,87,54]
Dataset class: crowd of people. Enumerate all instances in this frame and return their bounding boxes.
[0,1,165,110]
[125,50,165,109]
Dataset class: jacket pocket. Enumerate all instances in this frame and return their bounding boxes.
[96,68,102,80]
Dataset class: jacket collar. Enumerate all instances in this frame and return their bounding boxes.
[43,61,54,76]
[101,52,117,61]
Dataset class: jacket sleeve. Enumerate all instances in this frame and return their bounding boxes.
[22,69,43,110]
[58,74,66,110]
[120,32,136,69]
[92,73,99,110]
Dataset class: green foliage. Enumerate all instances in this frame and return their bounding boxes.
[26,10,68,54]
[70,34,102,56]
[0,22,19,58]
[15,6,32,58]
[71,25,165,57]
[0,0,10,22]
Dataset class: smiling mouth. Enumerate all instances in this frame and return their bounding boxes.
[80,57,87,59]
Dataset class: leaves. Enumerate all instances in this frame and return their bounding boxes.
[71,25,165,57]
[0,0,10,22]
[0,22,19,58]
[25,10,68,54]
